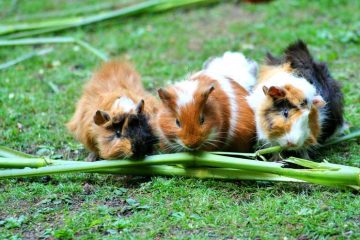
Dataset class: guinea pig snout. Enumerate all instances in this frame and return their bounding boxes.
[286,141,297,148]
[182,139,202,150]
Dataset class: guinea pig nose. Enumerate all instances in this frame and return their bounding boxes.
[286,141,296,147]
[186,142,201,150]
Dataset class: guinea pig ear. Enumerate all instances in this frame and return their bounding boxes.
[94,110,110,126]
[263,86,286,99]
[158,88,170,101]
[312,95,326,108]
[202,84,215,101]
[135,99,145,114]
[158,88,176,110]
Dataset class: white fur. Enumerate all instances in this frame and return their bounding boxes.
[112,96,135,113]
[204,51,258,91]
[277,110,311,148]
[174,80,199,107]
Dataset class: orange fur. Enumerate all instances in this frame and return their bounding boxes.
[157,74,255,152]
[227,81,256,152]
[67,61,159,159]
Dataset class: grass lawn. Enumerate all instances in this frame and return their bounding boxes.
[0,0,359,239]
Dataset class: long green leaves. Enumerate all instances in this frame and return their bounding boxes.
[0,0,219,38]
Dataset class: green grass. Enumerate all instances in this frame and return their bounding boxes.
[0,0,359,239]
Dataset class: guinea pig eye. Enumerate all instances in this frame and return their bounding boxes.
[115,130,121,138]
[282,108,289,118]
[199,115,205,125]
[175,119,181,128]
[300,99,308,108]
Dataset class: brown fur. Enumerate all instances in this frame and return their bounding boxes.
[227,81,256,152]
[67,61,159,159]
[157,74,255,152]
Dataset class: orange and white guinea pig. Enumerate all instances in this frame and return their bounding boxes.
[156,52,258,152]
[247,59,325,152]
[67,61,159,160]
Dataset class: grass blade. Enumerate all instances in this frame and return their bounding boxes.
[322,128,360,147]
[0,37,108,61]
[0,48,53,70]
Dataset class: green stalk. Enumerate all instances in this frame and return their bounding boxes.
[211,145,283,161]
[322,128,360,147]
[0,156,87,168]
[255,146,283,156]
[0,37,108,61]
[0,157,49,168]
[10,2,122,21]
[3,26,74,39]
[93,165,304,183]
[0,146,36,158]
[211,128,360,159]
[0,0,218,36]
[0,153,195,179]
[197,153,360,188]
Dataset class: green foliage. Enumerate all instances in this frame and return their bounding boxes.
[0,0,359,239]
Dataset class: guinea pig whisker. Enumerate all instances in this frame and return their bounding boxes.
[256,141,272,150]
[204,141,218,148]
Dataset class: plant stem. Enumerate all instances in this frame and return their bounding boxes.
[255,146,283,156]
[0,157,48,168]
[211,146,283,161]
[0,146,36,158]
[322,129,360,147]
[10,2,122,22]
[0,153,195,179]
[0,156,89,168]
[197,153,360,188]
[0,0,219,37]
[0,37,108,61]
[93,165,304,183]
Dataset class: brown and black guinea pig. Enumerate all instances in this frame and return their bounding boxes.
[247,40,344,158]
[67,61,159,160]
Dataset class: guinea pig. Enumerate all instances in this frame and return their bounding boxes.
[67,61,159,160]
[266,40,344,143]
[247,40,344,154]
[156,52,257,152]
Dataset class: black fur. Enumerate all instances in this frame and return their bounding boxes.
[266,40,344,143]
[109,113,158,159]
[124,113,158,159]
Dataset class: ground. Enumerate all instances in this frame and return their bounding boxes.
[0,0,359,239]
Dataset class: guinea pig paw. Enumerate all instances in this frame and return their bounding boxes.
[85,152,99,162]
